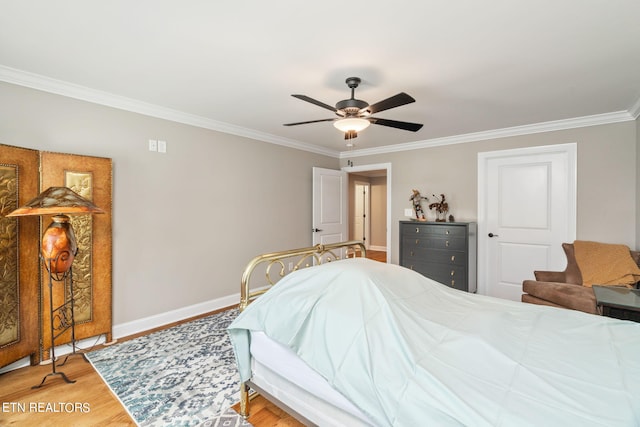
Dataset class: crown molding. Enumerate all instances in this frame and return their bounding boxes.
[1,65,636,161]
[340,110,636,158]
[0,65,340,158]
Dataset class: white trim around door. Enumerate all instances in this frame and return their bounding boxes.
[342,163,392,263]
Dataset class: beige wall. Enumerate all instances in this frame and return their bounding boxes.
[0,82,337,325]
[342,121,639,262]
[370,176,387,248]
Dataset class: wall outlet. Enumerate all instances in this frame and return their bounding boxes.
[404,208,414,217]
[157,140,167,153]
[148,139,158,152]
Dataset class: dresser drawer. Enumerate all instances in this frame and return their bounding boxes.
[405,236,466,251]
[401,224,467,237]
[401,246,467,267]
[402,261,467,291]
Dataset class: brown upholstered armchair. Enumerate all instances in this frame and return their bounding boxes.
[522,243,640,314]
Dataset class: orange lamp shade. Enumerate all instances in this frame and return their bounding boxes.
[5,187,103,274]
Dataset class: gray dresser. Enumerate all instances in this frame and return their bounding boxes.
[399,221,477,292]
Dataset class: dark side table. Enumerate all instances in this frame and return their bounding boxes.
[593,285,640,323]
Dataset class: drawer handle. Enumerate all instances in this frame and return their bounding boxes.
[450,255,456,262]
[415,227,420,233]
[445,240,450,247]
[409,265,414,270]
[451,280,455,287]
[450,270,455,277]
[410,251,414,256]
[415,239,420,245]
[445,230,450,235]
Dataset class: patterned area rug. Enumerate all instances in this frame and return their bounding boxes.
[87,308,252,426]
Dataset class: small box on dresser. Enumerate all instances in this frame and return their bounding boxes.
[399,221,477,292]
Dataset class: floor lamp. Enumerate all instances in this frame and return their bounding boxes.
[7,186,104,387]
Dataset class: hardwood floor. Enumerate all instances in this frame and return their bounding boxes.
[366,249,387,262]
[232,396,304,427]
[0,354,136,426]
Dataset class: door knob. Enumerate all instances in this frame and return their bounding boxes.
[312,228,323,232]
[488,232,499,238]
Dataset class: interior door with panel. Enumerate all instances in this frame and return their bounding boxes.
[312,167,347,247]
[478,144,576,301]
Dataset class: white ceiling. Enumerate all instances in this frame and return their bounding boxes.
[1,1,639,157]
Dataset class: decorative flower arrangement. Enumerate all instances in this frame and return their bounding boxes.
[429,194,449,222]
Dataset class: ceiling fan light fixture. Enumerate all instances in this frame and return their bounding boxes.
[344,130,358,140]
[333,117,370,133]
[284,77,423,140]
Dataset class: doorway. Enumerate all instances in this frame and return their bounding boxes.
[343,163,391,263]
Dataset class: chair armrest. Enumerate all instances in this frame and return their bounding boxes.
[533,270,566,282]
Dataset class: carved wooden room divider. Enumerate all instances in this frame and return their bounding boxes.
[0,145,40,367]
[0,144,112,367]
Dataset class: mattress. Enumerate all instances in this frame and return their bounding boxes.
[250,330,373,426]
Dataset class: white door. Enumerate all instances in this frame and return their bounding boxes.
[353,182,370,249]
[478,143,576,301]
[312,167,348,246]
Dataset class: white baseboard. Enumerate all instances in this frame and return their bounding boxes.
[0,292,242,374]
[368,245,387,252]
[0,334,107,374]
[113,292,240,339]
[0,356,31,374]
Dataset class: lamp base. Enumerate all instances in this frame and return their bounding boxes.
[41,214,78,275]
[31,371,75,389]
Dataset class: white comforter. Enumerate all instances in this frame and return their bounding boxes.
[228,258,640,426]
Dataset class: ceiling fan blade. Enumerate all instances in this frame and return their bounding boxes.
[283,118,336,126]
[366,92,416,114]
[292,94,338,113]
[369,117,423,132]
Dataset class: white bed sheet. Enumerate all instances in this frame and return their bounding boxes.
[250,330,373,426]
[230,258,640,426]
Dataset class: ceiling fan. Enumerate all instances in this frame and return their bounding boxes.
[283,77,423,143]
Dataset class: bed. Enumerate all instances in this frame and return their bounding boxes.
[228,240,640,426]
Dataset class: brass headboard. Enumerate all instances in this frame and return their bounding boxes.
[239,240,366,311]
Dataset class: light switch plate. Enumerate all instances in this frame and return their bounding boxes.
[148,139,158,152]
[404,208,414,217]
[157,140,167,153]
